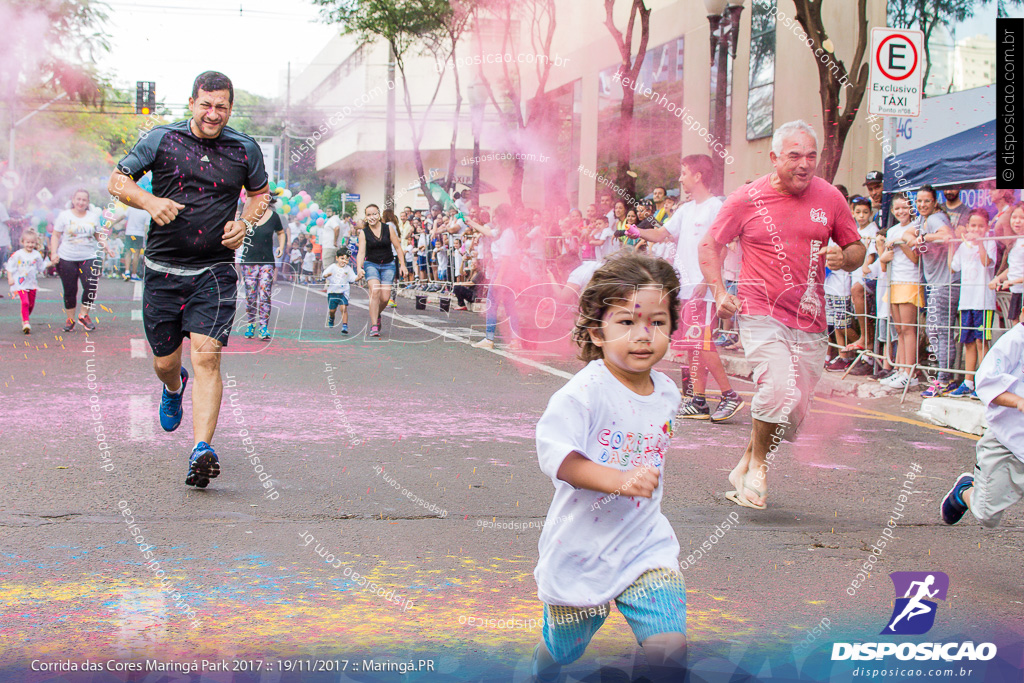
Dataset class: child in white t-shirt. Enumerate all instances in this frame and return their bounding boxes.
[6,231,46,334]
[824,240,855,371]
[940,321,1024,529]
[948,209,997,397]
[301,246,315,283]
[322,261,358,333]
[531,252,686,683]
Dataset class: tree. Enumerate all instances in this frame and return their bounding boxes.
[313,0,477,209]
[472,0,559,208]
[790,0,871,183]
[888,0,1020,95]
[12,88,145,200]
[603,0,651,197]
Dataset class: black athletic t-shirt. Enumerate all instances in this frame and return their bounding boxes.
[117,119,268,268]
[239,212,284,265]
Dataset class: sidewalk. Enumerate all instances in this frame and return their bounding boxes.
[394,285,988,437]
[676,348,988,437]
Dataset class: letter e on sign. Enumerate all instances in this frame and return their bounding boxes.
[868,27,924,117]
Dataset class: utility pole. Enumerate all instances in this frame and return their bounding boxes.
[283,62,291,188]
[385,44,396,209]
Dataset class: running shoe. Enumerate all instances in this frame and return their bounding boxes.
[677,399,711,420]
[948,382,974,398]
[940,473,973,525]
[471,338,494,349]
[327,316,335,328]
[876,370,901,387]
[710,395,744,423]
[244,323,255,339]
[920,380,945,398]
[341,323,348,334]
[454,305,468,311]
[887,373,919,389]
[62,319,75,332]
[259,327,271,340]
[825,357,852,373]
[78,313,96,331]
[185,441,221,488]
[130,275,142,282]
[387,299,397,308]
[22,322,31,335]
[713,333,737,347]
[848,362,874,376]
[123,272,131,281]
[159,367,189,432]
[370,324,380,337]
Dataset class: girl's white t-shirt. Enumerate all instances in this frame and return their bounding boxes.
[6,249,44,291]
[885,224,920,285]
[950,240,997,311]
[54,208,103,261]
[1007,238,1024,294]
[534,359,681,607]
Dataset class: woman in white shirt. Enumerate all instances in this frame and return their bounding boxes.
[50,189,115,332]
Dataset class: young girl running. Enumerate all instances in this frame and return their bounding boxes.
[6,231,46,334]
[532,252,686,683]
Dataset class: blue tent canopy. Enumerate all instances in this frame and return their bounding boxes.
[883,120,995,193]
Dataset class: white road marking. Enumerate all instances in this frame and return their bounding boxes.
[292,283,573,380]
[131,310,142,321]
[128,395,154,441]
[130,338,147,358]
[132,282,142,301]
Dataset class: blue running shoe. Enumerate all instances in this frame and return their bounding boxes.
[940,473,973,525]
[244,324,255,339]
[185,441,220,488]
[948,382,974,397]
[159,368,188,432]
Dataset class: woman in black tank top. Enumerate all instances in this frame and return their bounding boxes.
[356,203,408,336]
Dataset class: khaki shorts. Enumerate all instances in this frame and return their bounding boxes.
[322,247,338,268]
[739,315,827,440]
[971,430,1024,528]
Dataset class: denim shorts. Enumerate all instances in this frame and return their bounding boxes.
[364,260,396,285]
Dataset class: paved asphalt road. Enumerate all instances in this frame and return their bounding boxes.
[0,278,1021,682]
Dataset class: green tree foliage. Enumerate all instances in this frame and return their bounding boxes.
[887,0,1019,93]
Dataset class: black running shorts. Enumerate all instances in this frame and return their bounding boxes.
[143,264,238,357]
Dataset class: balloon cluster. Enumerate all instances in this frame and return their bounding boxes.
[267,181,326,232]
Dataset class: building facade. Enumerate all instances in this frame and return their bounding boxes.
[291,0,890,212]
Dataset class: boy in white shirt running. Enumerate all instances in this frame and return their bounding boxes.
[532,252,686,683]
[947,209,997,398]
[322,259,358,333]
[941,320,1024,529]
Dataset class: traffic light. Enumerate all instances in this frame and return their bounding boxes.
[135,81,156,115]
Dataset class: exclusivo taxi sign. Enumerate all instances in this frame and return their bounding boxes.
[868,27,925,117]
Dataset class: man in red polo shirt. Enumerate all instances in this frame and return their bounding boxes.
[698,120,864,510]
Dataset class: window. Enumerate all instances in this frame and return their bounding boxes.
[746,0,776,140]
[596,36,685,192]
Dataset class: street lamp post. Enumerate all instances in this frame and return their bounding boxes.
[467,78,487,197]
[704,0,745,194]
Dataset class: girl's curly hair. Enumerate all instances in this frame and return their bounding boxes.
[571,252,682,362]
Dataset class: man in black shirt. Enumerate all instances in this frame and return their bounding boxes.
[108,71,270,489]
